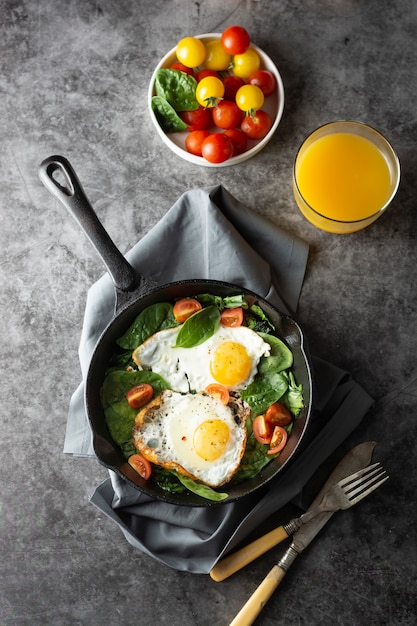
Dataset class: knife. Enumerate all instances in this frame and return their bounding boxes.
[227,441,376,626]
[211,441,376,583]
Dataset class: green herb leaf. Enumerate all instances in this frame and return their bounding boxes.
[240,370,289,418]
[175,474,229,501]
[117,302,177,349]
[175,305,220,348]
[155,68,199,111]
[258,333,293,372]
[151,96,188,133]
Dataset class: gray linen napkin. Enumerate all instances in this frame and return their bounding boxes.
[65,185,373,573]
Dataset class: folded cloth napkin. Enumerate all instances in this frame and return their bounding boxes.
[64,185,373,574]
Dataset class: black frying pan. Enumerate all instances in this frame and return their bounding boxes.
[39,155,312,506]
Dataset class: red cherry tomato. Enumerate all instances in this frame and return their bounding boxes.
[173,297,203,322]
[221,25,251,55]
[265,402,292,426]
[205,383,230,405]
[252,414,274,445]
[170,62,194,76]
[212,101,243,130]
[267,426,288,454]
[201,133,234,163]
[126,383,154,409]
[180,106,212,131]
[223,128,248,156]
[241,110,272,140]
[195,68,220,82]
[222,75,245,101]
[248,70,277,96]
[220,307,244,327]
[128,454,152,480]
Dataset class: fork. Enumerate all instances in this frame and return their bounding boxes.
[210,462,388,582]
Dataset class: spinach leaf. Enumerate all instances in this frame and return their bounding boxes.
[101,370,170,449]
[258,333,293,372]
[231,433,277,483]
[117,302,177,349]
[175,474,229,501]
[175,305,220,348]
[280,371,304,416]
[240,370,289,418]
[151,96,188,133]
[155,68,198,111]
[245,303,276,333]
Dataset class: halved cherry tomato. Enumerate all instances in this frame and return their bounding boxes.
[201,133,233,163]
[128,454,152,480]
[126,383,154,409]
[212,100,243,129]
[248,69,277,96]
[180,106,212,131]
[252,414,274,445]
[221,25,251,55]
[265,402,292,427]
[223,75,245,101]
[224,128,248,156]
[170,62,194,76]
[205,383,230,405]
[173,298,202,322]
[220,307,243,327]
[241,109,272,140]
[267,425,288,454]
[185,130,211,156]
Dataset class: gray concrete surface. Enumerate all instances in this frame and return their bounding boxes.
[1,1,416,625]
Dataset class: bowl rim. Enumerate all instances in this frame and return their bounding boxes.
[148,33,285,167]
[293,120,401,225]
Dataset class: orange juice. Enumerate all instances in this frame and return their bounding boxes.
[293,122,400,233]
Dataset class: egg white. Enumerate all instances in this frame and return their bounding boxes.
[133,323,270,393]
[132,390,248,487]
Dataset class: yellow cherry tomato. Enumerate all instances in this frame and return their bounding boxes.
[204,40,232,71]
[176,37,206,68]
[232,47,261,79]
[196,76,225,108]
[235,84,265,114]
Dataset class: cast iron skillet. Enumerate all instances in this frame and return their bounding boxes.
[39,155,312,507]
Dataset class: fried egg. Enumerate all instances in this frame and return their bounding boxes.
[132,390,249,487]
[133,323,270,394]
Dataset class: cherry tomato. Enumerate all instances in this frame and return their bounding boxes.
[170,62,194,76]
[223,75,245,101]
[128,454,152,480]
[224,128,248,156]
[221,25,251,55]
[201,133,234,163]
[173,297,203,322]
[241,110,272,139]
[205,383,230,405]
[176,36,206,68]
[265,402,292,427]
[220,307,244,327]
[204,39,232,71]
[180,106,212,131]
[185,130,211,156]
[126,383,154,409]
[252,414,274,445]
[196,76,225,108]
[248,70,277,96]
[235,84,265,114]
[232,47,261,79]
[267,426,288,454]
[195,68,220,82]
[212,101,243,129]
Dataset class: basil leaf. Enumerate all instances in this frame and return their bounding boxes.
[151,96,188,133]
[117,302,177,349]
[155,68,198,111]
[175,474,229,501]
[175,305,220,348]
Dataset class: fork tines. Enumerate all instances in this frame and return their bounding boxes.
[339,462,389,503]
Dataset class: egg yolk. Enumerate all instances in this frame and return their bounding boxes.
[210,341,251,386]
[193,419,230,461]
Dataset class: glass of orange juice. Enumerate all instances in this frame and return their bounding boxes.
[293,121,400,233]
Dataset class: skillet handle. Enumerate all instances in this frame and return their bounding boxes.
[38,155,140,293]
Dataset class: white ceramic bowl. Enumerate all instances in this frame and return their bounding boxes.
[148,33,285,167]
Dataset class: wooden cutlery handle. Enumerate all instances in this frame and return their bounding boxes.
[210,525,289,581]
[228,564,286,626]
